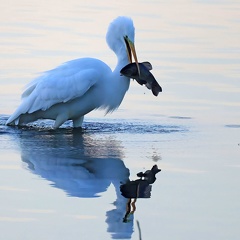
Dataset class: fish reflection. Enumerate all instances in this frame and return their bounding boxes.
[17,128,133,238]
[120,165,161,223]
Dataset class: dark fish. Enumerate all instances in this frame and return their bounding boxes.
[120,62,162,96]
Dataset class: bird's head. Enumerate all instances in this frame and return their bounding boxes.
[106,16,140,75]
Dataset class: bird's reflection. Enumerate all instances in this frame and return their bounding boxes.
[20,129,129,199]
[16,128,160,239]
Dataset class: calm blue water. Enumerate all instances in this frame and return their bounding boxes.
[0,1,240,239]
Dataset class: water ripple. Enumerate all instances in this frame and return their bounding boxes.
[225,124,240,129]
[0,115,187,134]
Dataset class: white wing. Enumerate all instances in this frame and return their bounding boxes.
[7,58,109,124]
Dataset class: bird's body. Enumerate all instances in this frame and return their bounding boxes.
[6,16,139,128]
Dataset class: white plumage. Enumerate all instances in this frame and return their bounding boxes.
[6,16,139,128]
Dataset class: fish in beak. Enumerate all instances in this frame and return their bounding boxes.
[120,61,162,96]
[124,36,140,75]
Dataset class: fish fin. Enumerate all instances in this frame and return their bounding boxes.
[137,79,147,85]
[142,62,152,70]
[145,82,152,89]
[151,80,162,96]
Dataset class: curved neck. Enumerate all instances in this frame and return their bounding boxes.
[103,50,130,112]
[113,50,130,75]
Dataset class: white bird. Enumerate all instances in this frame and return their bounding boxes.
[6,16,140,129]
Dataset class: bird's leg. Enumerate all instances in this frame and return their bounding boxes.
[53,114,68,129]
[73,116,84,128]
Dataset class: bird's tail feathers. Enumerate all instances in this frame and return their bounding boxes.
[6,97,35,125]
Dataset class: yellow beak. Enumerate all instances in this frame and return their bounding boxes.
[125,37,140,76]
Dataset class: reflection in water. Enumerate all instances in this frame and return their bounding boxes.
[16,128,133,238]
[20,129,129,198]
[8,127,161,239]
[120,165,161,223]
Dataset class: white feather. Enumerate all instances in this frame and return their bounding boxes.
[6,16,136,128]
[24,58,102,113]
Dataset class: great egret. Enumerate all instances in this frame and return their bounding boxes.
[6,16,140,128]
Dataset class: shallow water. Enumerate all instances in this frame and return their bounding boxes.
[0,0,240,239]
